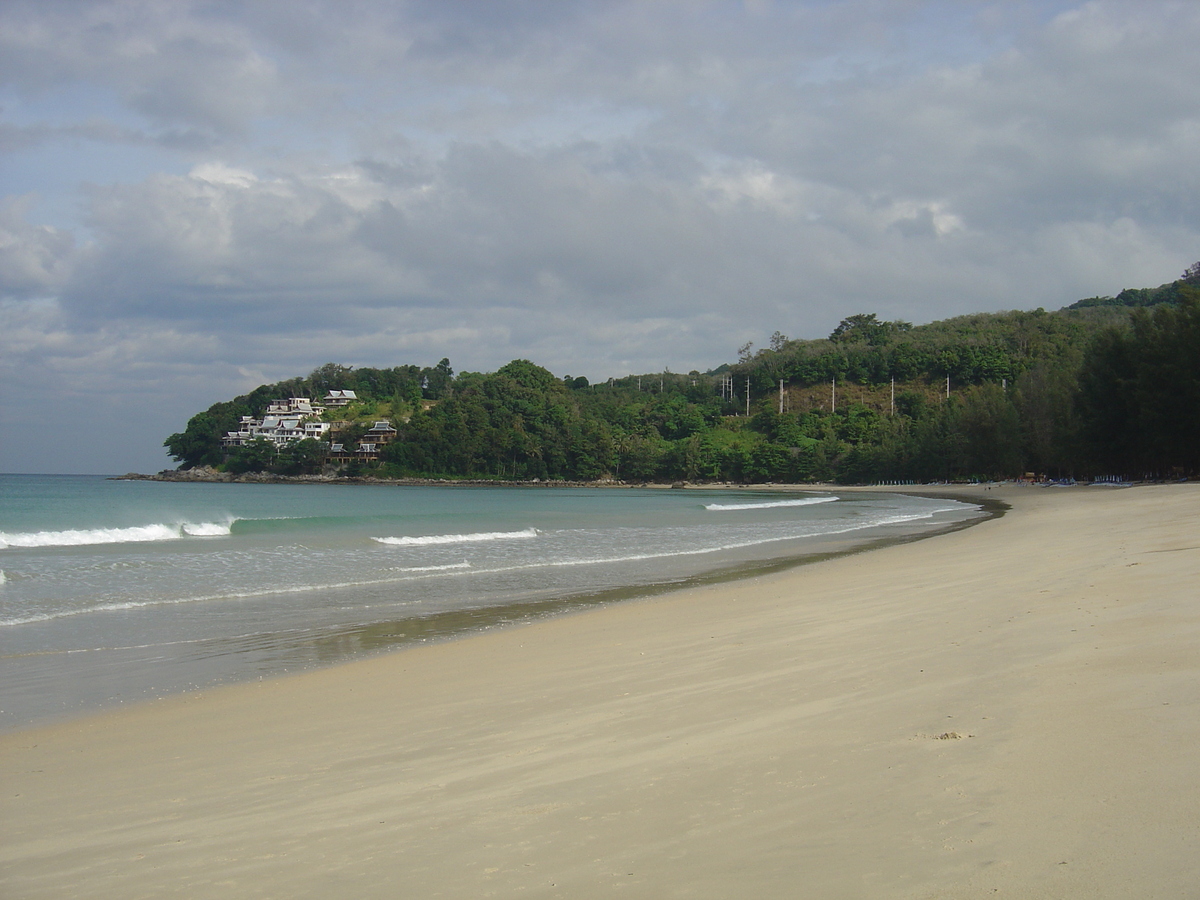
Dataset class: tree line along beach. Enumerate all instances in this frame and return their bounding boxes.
[162,269,1200,488]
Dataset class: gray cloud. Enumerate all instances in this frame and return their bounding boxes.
[0,0,279,137]
[2,0,1198,473]
[0,197,75,296]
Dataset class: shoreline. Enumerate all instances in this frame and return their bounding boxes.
[3,482,1197,897]
[111,467,633,486]
[110,466,1128,490]
[0,487,992,734]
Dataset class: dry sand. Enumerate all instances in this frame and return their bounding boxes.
[2,483,1198,898]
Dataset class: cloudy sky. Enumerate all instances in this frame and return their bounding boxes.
[2,0,1198,473]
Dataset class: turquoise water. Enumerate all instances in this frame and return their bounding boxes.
[0,475,982,729]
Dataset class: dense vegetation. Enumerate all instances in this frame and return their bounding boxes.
[166,268,1200,483]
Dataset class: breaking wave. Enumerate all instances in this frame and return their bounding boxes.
[372,527,539,547]
[181,521,234,537]
[0,520,235,549]
[705,496,837,511]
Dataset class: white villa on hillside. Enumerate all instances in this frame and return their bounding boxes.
[323,390,357,407]
[222,396,398,464]
[222,399,332,448]
[265,397,325,416]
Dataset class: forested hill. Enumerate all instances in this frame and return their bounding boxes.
[166,268,1200,484]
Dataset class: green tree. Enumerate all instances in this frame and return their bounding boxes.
[1077,288,1200,474]
[958,384,1023,478]
[1014,360,1081,477]
[165,405,246,468]
[273,438,328,475]
[422,358,454,399]
[746,442,791,482]
[226,438,277,474]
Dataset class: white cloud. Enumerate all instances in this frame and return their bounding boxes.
[0,197,76,296]
[189,162,259,187]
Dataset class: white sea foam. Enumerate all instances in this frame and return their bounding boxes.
[0,520,236,549]
[182,521,234,537]
[0,524,182,549]
[704,496,837,511]
[0,562,476,627]
[425,508,969,577]
[372,527,538,546]
[0,569,5,585]
[389,562,473,573]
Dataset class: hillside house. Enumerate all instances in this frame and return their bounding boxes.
[266,397,325,416]
[221,399,396,466]
[364,421,398,444]
[327,440,390,464]
[323,390,358,407]
[222,405,331,448]
[332,421,399,462]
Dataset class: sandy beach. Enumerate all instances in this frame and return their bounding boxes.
[2,483,1198,898]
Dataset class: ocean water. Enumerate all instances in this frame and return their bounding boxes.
[0,475,984,729]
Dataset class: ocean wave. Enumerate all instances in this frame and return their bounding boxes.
[0,562,477,628]
[425,508,967,576]
[181,521,234,537]
[704,496,837,511]
[0,520,235,549]
[372,527,539,546]
[0,505,978,629]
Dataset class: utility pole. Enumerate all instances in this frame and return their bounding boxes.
[779,379,784,415]
[945,375,950,400]
[890,376,895,415]
[745,377,751,417]
[831,377,836,413]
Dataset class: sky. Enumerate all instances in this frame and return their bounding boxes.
[2,1,1198,474]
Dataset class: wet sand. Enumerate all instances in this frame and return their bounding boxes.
[2,483,1198,898]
